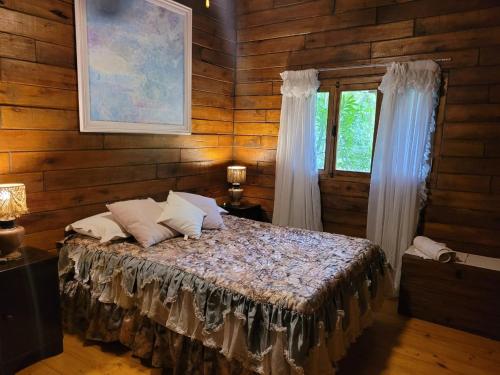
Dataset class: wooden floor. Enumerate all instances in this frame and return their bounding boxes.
[19,300,499,375]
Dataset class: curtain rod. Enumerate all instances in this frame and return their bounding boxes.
[318,58,452,72]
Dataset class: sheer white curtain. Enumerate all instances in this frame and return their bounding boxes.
[367,60,441,288]
[272,69,323,231]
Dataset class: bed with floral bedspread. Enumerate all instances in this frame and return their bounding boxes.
[59,215,392,375]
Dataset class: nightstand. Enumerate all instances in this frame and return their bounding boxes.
[0,247,63,375]
[221,203,263,221]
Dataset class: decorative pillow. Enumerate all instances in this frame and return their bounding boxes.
[175,192,225,229]
[65,212,129,243]
[157,191,207,239]
[107,198,178,248]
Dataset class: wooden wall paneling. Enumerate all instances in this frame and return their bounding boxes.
[371,26,500,59]
[371,49,480,70]
[0,153,10,174]
[1,58,77,90]
[238,0,333,29]
[305,20,414,49]
[236,0,273,16]
[0,172,44,192]
[238,36,306,57]
[103,134,220,149]
[35,41,76,68]
[376,0,500,24]
[0,130,103,151]
[236,67,285,83]
[440,141,484,157]
[192,75,233,95]
[237,8,376,43]
[236,0,500,256]
[0,7,75,46]
[27,179,178,214]
[43,165,158,191]
[443,122,500,140]
[449,66,500,86]
[0,0,74,24]
[0,0,237,250]
[446,85,489,104]
[289,43,371,66]
[9,149,181,173]
[191,119,233,134]
[0,82,78,109]
[414,6,500,36]
[0,32,36,61]
[480,46,500,66]
[0,106,78,130]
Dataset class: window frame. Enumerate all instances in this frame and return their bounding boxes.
[317,79,383,179]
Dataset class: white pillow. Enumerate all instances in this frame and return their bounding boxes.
[157,191,207,239]
[218,206,229,214]
[66,212,129,243]
[174,192,225,229]
[107,198,178,248]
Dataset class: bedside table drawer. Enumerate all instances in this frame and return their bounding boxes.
[0,249,63,373]
[0,270,40,363]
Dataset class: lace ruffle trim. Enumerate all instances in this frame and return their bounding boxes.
[379,60,440,95]
[280,69,319,98]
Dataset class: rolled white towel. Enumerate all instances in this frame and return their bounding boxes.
[413,236,456,263]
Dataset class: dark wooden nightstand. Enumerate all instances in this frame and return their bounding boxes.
[0,247,63,375]
[221,203,263,221]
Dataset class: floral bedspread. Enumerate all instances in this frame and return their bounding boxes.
[62,215,384,314]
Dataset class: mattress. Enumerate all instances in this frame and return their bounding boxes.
[59,215,392,374]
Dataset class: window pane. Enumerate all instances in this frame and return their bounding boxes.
[336,90,377,173]
[315,92,329,170]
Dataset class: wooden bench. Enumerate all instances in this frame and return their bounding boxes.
[398,253,500,340]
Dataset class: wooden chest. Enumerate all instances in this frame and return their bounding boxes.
[398,254,500,340]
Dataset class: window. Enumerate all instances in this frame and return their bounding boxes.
[336,90,377,173]
[314,81,381,175]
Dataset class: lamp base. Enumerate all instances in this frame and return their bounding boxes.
[4,249,23,261]
[0,225,25,258]
[228,187,243,206]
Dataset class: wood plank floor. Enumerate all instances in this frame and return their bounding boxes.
[18,300,499,375]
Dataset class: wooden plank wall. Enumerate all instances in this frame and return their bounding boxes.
[234,0,500,257]
[0,0,236,250]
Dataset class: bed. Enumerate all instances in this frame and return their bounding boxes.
[59,215,392,375]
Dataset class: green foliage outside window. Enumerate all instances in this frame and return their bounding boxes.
[315,92,329,169]
[336,90,377,173]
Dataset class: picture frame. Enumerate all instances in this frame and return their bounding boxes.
[75,0,192,134]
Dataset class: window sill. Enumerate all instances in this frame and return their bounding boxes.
[318,172,371,184]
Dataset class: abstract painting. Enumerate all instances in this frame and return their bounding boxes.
[75,0,192,134]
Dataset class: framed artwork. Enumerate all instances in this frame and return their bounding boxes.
[75,0,192,134]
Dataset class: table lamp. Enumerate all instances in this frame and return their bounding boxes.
[0,183,28,260]
[227,166,246,206]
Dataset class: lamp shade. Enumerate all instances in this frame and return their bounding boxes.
[227,166,246,184]
[0,183,28,221]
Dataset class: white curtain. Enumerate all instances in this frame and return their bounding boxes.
[367,60,441,288]
[272,69,323,231]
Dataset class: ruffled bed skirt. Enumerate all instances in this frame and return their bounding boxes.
[61,269,392,375]
[62,281,254,375]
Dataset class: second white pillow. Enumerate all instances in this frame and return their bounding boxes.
[158,191,207,239]
[66,212,129,243]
